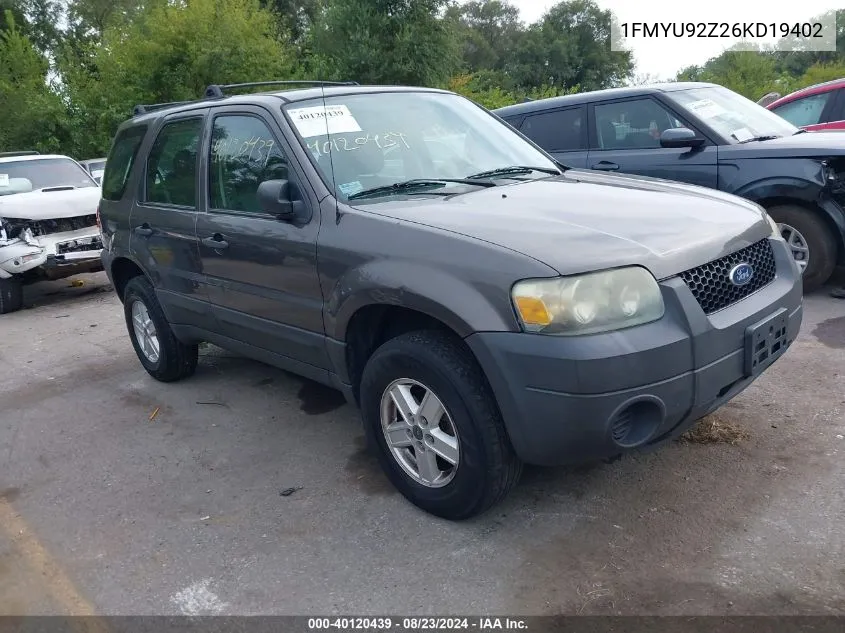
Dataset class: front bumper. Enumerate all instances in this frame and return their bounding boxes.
[466,238,803,466]
[0,226,103,278]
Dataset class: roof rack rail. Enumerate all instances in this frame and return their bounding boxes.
[204,80,359,99]
[132,100,197,116]
[0,150,40,157]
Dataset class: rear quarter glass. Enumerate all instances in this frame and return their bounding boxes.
[102,125,147,201]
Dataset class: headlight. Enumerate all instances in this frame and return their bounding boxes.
[764,212,783,240]
[511,267,665,336]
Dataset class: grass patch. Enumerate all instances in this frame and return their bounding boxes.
[680,413,750,445]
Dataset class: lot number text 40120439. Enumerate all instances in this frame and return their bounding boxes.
[307,617,528,631]
[619,22,824,39]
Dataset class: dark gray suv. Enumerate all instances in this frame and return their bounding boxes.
[99,82,803,519]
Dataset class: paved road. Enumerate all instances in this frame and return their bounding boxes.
[0,272,843,616]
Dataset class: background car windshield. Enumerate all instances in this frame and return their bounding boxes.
[283,92,557,200]
[0,157,97,195]
[667,86,798,143]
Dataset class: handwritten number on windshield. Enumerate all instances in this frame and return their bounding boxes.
[307,132,410,158]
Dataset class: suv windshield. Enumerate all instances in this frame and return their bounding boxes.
[283,91,559,201]
[0,157,98,196]
[666,86,799,143]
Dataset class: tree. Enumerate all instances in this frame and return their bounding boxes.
[446,0,522,73]
[309,0,460,86]
[0,11,68,152]
[260,0,320,46]
[60,0,295,157]
[506,0,633,92]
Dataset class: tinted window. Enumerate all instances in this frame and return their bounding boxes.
[771,92,832,127]
[0,158,97,196]
[103,127,145,201]
[520,108,584,151]
[209,115,287,214]
[593,99,684,150]
[144,118,202,208]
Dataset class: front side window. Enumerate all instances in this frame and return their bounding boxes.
[282,91,558,202]
[0,158,98,196]
[593,99,684,150]
[666,86,798,143]
[770,92,832,127]
[103,127,145,201]
[520,108,584,152]
[144,118,203,208]
[209,115,288,214]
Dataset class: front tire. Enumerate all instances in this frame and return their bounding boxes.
[767,204,836,293]
[359,330,522,520]
[0,277,23,314]
[123,276,198,382]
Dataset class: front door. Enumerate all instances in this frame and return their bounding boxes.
[194,106,328,371]
[130,111,215,330]
[587,97,718,189]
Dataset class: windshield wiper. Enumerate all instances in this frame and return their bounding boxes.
[466,165,562,180]
[347,178,496,201]
[737,135,781,144]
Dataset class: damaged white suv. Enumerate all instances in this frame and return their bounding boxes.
[0,152,103,314]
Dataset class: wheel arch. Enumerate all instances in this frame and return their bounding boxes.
[110,256,148,302]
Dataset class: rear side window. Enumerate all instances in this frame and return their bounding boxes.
[520,108,584,152]
[144,118,203,208]
[102,126,147,201]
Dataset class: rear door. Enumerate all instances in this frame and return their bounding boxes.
[130,110,214,330]
[194,105,329,371]
[516,106,588,168]
[586,96,718,188]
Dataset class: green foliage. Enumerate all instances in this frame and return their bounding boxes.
[447,71,579,109]
[309,0,460,86]
[60,0,295,156]
[505,0,633,92]
[0,11,68,152]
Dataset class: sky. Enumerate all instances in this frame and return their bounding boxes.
[509,0,842,80]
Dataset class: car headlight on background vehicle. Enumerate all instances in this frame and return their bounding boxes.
[511,267,665,336]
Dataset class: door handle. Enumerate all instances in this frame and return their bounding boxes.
[201,234,229,249]
[591,161,619,171]
[134,224,153,236]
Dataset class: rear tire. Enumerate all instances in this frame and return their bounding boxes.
[359,330,522,520]
[0,277,23,314]
[767,204,836,293]
[123,276,198,382]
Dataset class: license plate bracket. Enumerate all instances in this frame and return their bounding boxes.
[744,308,789,377]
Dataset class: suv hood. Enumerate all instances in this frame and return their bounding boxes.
[357,170,772,280]
[0,187,100,220]
[719,131,845,159]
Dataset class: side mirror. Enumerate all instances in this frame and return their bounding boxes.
[660,127,705,149]
[257,179,310,222]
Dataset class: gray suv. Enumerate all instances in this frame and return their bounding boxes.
[99,82,803,519]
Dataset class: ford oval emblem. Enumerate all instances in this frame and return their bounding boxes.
[729,263,754,287]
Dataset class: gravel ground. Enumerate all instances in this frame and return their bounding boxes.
[0,272,843,616]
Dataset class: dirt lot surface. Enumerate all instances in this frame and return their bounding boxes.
[0,272,843,616]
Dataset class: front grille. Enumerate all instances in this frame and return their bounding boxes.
[31,214,97,236]
[57,236,102,254]
[678,238,777,315]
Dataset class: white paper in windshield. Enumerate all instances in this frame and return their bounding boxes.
[287,105,362,137]
[730,127,754,142]
[0,174,8,187]
[686,98,727,120]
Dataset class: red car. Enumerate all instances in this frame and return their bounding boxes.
[766,78,845,131]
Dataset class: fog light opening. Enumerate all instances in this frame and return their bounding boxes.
[609,398,664,449]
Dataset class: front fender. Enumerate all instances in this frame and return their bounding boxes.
[732,176,823,204]
[326,259,520,342]
[732,177,845,255]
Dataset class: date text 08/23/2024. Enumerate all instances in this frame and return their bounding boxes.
[307,617,528,631]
